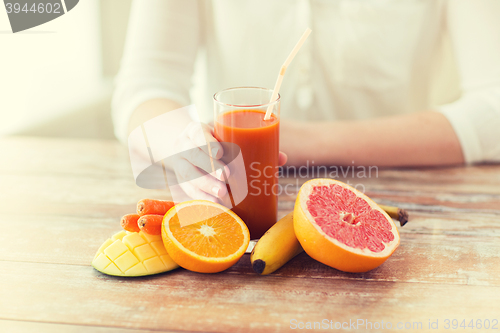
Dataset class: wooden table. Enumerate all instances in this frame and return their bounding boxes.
[1,137,500,333]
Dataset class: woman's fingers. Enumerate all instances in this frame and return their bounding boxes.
[278,151,288,166]
[182,147,230,181]
[179,182,219,203]
[173,158,228,200]
[186,122,224,159]
[182,122,230,180]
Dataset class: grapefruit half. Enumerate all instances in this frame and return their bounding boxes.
[294,179,400,272]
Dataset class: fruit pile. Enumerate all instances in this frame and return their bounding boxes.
[92,179,401,277]
[92,199,250,276]
[92,199,178,276]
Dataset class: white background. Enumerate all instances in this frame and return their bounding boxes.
[0,0,109,135]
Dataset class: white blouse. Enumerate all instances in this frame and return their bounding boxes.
[112,0,500,163]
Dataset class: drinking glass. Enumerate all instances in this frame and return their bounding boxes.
[213,87,280,239]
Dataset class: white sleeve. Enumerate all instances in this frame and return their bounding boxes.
[111,0,200,144]
[437,0,500,163]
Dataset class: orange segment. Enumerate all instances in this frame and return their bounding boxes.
[162,200,250,273]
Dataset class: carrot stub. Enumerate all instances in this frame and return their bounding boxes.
[137,199,175,216]
[120,214,141,233]
[138,215,163,235]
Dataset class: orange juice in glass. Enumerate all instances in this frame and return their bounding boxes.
[213,87,280,239]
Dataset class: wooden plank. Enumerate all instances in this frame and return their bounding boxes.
[2,172,499,221]
[367,191,500,212]
[0,174,169,217]
[2,137,500,197]
[0,215,120,265]
[241,235,500,286]
[279,164,500,194]
[277,180,500,212]
[1,212,499,287]
[0,319,189,333]
[2,137,500,220]
[1,261,499,333]
[0,137,131,178]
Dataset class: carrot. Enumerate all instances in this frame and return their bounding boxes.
[120,214,140,233]
[137,199,175,216]
[138,215,163,235]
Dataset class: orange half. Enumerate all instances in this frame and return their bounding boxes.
[161,200,250,273]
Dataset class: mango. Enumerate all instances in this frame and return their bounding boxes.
[92,230,179,276]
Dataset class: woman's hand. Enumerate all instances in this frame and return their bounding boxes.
[171,122,230,202]
[173,122,288,203]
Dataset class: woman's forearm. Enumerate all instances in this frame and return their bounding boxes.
[282,111,465,167]
[128,99,185,135]
[127,98,191,166]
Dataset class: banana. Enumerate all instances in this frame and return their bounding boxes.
[250,205,406,275]
[250,212,304,275]
[377,204,409,226]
